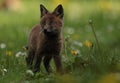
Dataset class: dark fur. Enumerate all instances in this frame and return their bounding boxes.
[26,4,64,74]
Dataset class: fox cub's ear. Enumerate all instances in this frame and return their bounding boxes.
[40,4,48,17]
[53,4,64,18]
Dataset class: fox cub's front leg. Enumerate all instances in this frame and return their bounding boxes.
[26,50,35,69]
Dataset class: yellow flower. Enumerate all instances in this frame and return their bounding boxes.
[98,0,112,12]
[97,73,117,83]
[71,50,79,55]
[58,74,75,83]
[6,51,12,56]
[84,40,93,48]
[53,0,68,6]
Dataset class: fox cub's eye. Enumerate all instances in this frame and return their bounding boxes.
[41,21,46,26]
[41,21,46,25]
[52,21,58,25]
[55,21,62,26]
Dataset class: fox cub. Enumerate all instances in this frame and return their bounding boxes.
[26,4,64,74]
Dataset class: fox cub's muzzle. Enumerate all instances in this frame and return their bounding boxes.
[43,28,59,37]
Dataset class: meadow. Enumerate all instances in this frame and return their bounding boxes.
[0,0,120,83]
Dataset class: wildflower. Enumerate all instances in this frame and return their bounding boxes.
[59,74,74,83]
[26,70,34,76]
[62,55,69,63]
[97,73,117,83]
[89,19,93,24]
[2,68,7,76]
[6,51,12,56]
[53,0,68,6]
[65,36,70,42]
[15,51,22,57]
[3,69,7,72]
[66,27,74,34]
[15,51,27,58]
[45,78,50,81]
[73,41,83,47]
[0,43,6,49]
[98,0,112,12]
[71,50,79,56]
[83,40,93,48]
[22,52,27,57]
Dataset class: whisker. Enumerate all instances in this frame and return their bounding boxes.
[39,28,44,35]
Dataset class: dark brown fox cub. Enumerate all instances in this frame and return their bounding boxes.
[26,4,64,74]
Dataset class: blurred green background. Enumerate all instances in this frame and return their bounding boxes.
[0,0,120,83]
[0,0,120,48]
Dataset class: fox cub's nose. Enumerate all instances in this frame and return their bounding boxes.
[43,28,59,36]
[44,28,52,33]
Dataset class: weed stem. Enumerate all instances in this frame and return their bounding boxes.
[89,19,101,52]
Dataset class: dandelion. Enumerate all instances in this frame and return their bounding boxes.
[89,19,101,51]
[15,51,22,57]
[22,52,27,57]
[3,69,7,72]
[45,78,50,81]
[83,40,93,48]
[98,0,112,12]
[97,73,117,83]
[6,50,12,56]
[2,68,7,76]
[15,51,27,58]
[71,50,79,56]
[53,0,68,7]
[59,74,74,83]
[0,43,6,49]
[73,41,83,47]
[62,55,69,63]
[66,27,75,34]
[26,70,34,76]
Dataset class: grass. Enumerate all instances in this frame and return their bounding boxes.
[0,0,120,83]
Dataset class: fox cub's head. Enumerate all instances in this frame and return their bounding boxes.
[40,4,64,37]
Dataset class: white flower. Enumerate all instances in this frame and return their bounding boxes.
[62,55,68,62]
[2,68,7,76]
[73,41,83,47]
[3,69,7,72]
[26,70,34,76]
[15,51,22,57]
[0,43,6,49]
[66,27,74,34]
[21,52,27,56]
[45,78,50,81]
[15,51,27,57]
